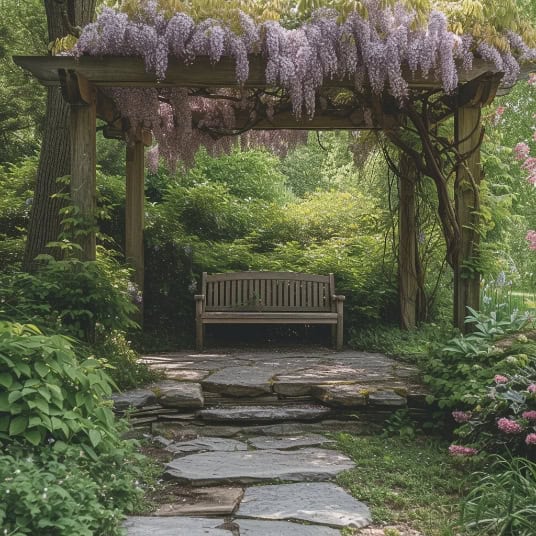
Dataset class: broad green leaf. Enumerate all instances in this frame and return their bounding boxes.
[9,415,28,436]
[88,429,102,448]
[0,415,9,432]
[34,361,49,378]
[24,429,42,446]
[8,391,23,404]
[0,373,13,389]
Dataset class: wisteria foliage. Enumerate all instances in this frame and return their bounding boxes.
[73,0,536,169]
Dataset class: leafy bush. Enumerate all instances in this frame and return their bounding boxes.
[0,322,150,534]
[0,322,118,454]
[449,347,536,457]
[422,309,532,409]
[93,330,162,390]
[0,442,144,536]
[0,247,138,339]
[461,455,536,535]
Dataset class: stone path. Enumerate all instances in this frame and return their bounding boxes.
[116,348,429,535]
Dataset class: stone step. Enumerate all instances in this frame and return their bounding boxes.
[198,404,332,423]
[237,482,371,529]
[154,486,243,516]
[124,517,340,535]
[164,448,355,486]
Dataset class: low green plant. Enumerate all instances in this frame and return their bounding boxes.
[382,409,417,440]
[450,352,536,457]
[93,330,162,391]
[0,441,145,536]
[349,322,452,361]
[0,322,117,456]
[461,455,536,535]
[0,246,138,340]
[422,309,533,409]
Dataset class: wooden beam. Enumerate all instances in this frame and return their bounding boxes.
[398,153,418,329]
[125,130,145,305]
[14,55,517,90]
[70,98,97,261]
[454,105,482,330]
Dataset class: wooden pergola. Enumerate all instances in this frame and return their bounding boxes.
[14,54,535,330]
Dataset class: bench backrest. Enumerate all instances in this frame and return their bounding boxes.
[202,271,335,312]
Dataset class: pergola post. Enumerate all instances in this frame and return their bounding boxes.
[125,129,147,304]
[454,105,482,330]
[69,83,97,261]
[398,153,419,329]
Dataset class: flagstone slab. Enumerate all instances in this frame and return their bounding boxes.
[152,381,204,409]
[111,389,157,411]
[237,519,340,535]
[238,482,371,529]
[368,390,407,407]
[201,366,278,397]
[164,448,355,486]
[154,486,243,516]
[123,516,230,535]
[312,384,368,407]
[198,405,331,423]
[164,369,211,381]
[165,437,248,455]
[247,434,334,450]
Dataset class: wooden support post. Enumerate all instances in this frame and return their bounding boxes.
[454,105,483,330]
[125,132,145,310]
[398,153,418,329]
[70,98,97,261]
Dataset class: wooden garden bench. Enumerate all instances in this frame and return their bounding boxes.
[195,271,345,351]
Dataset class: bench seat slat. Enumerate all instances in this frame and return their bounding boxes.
[202,312,338,324]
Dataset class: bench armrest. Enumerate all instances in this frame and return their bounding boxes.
[332,294,346,302]
[194,294,205,301]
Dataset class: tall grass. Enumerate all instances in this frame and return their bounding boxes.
[461,455,536,535]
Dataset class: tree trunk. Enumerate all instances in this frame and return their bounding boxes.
[23,0,96,270]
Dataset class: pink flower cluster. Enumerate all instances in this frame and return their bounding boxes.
[494,374,509,384]
[515,142,530,161]
[528,384,536,393]
[527,231,536,251]
[522,410,536,421]
[452,410,472,423]
[526,433,536,445]
[497,417,523,434]
[449,445,477,456]
[529,73,536,85]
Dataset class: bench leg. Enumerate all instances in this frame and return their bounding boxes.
[335,299,344,350]
[331,325,337,348]
[336,318,343,350]
[196,320,204,351]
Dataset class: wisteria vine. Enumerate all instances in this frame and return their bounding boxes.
[71,0,536,169]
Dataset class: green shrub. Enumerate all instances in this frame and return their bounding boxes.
[0,322,117,454]
[0,322,152,534]
[422,309,532,409]
[93,330,162,391]
[449,347,536,457]
[0,247,138,339]
[0,442,144,536]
